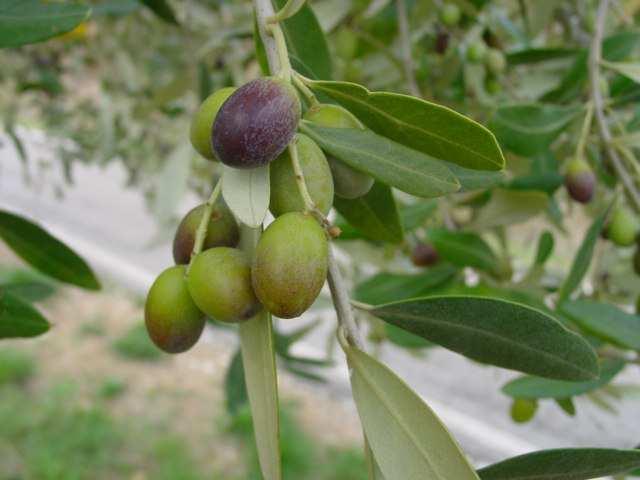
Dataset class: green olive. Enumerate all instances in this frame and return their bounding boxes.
[188,247,262,323]
[145,265,205,354]
[608,207,639,247]
[173,201,239,265]
[190,87,236,160]
[466,41,487,63]
[270,134,334,216]
[252,212,328,318]
[440,2,461,27]
[485,48,506,75]
[304,104,374,199]
[510,398,538,423]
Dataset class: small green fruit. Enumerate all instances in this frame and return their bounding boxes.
[485,48,506,75]
[145,265,205,354]
[608,207,639,247]
[190,87,236,160]
[510,398,538,423]
[270,134,334,216]
[188,248,262,323]
[564,159,596,204]
[212,77,301,169]
[466,41,487,63]
[253,212,328,318]
[440,2,461,27]
[173,201,240,265]
[304,104,374,199]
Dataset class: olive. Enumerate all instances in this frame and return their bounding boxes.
[188,247,262,323]
[608,207,639,247]
[466,41,487,63]
[440,2,461,27]
[173,201,239,265]
[253,212,328,318]
[304,104,374,199]
[190,87,236,160]
[510,398,538,423]
[145,265,205,354]
[411,242,439,267]
[270,134,334,216]
[564,159,596,204]
[485,48,506,75]
[212,77,301,169]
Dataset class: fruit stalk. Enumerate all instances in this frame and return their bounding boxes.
[187,178,222,271]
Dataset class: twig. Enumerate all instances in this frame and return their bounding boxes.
[589,0,640,213]
[395,0,420,96]
[187,178,222,272]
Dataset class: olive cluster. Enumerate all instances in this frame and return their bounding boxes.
[145,77,369,353]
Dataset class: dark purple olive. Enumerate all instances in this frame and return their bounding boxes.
[411,242,439,267]
[434,30,450,55]
[564,159,596,204]
[212,77,301,169]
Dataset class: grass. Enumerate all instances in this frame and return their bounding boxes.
[112,322,162,361]
[97,377,127,400]
[0,348,35,386]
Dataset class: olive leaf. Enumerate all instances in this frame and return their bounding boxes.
[305,80,504,171]
[222,165,270,228]
[502,359,625,399]
[426,229,498,273]
[369,296,599,381]
[400,200,437,231]
[478,448,640,480]
[561,300,640,350]
[346,345,480,480]
[557,203,611,304]
[239,311,281,480]
[0,210,100,291]
[469,189,549,230]
[0,0,91,48]
[601,60,640,84]
[0,291,50,339]
[533,231,555,267]
[300,122,460,198]
[139,0,179,25]
[333,182,404,244]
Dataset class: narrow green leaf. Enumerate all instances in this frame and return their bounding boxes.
[346,345,480,480]
[400,200,437,232]
[273,0,331,79]
[502,359,625,399]
[602,60,640,84]
[478,448,640,480]
[507,172,564,194]
[334,182,403,243]
[561,300,640,350]
[0,0,91,48]
[239,311,281,480]
[490,104,582,157]
[447,163,506,191]
[0,210,100,290]
[427,229,498,273]
[306,80,504,170]
[557,203,611,304]
[222,165,270,228]
[225,349,248,416]
[470,189,549,230]
[507,48,580,65]
[139,0,179,25]
[370,296,600,381]
[0,291,50,338]
[300,123,460,198]
[534,231,555,266]
[354,264,458,305]
[555,397,576,416]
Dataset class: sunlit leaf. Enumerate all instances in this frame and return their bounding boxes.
[222,165,270,228]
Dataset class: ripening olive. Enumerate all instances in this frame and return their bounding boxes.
[304,104,374,199]
[411,242,439,267]
[466,42,487,63]
[253,212,328,318]
[212,77,301,169]
[190,87,236,160]
[270,134,334,216]
[564,159,596,204]
[510,398,538,423]
[173,201,240,265]
[145,265,205,354]
[607,207,639,247]
[434,30,450,55]
[440,2,461,27]
[188,247,262,323]
[485,48,506,75]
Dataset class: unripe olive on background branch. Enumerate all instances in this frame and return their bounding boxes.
[212,77,301,169]
[439,2,461,28]
[145,265,205,354]
[188,247,262,323]
[304,104,374,199]
[607,207,639,247]
[253,212,328,319]
[172,201,239,264]
[270,134,334,216]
